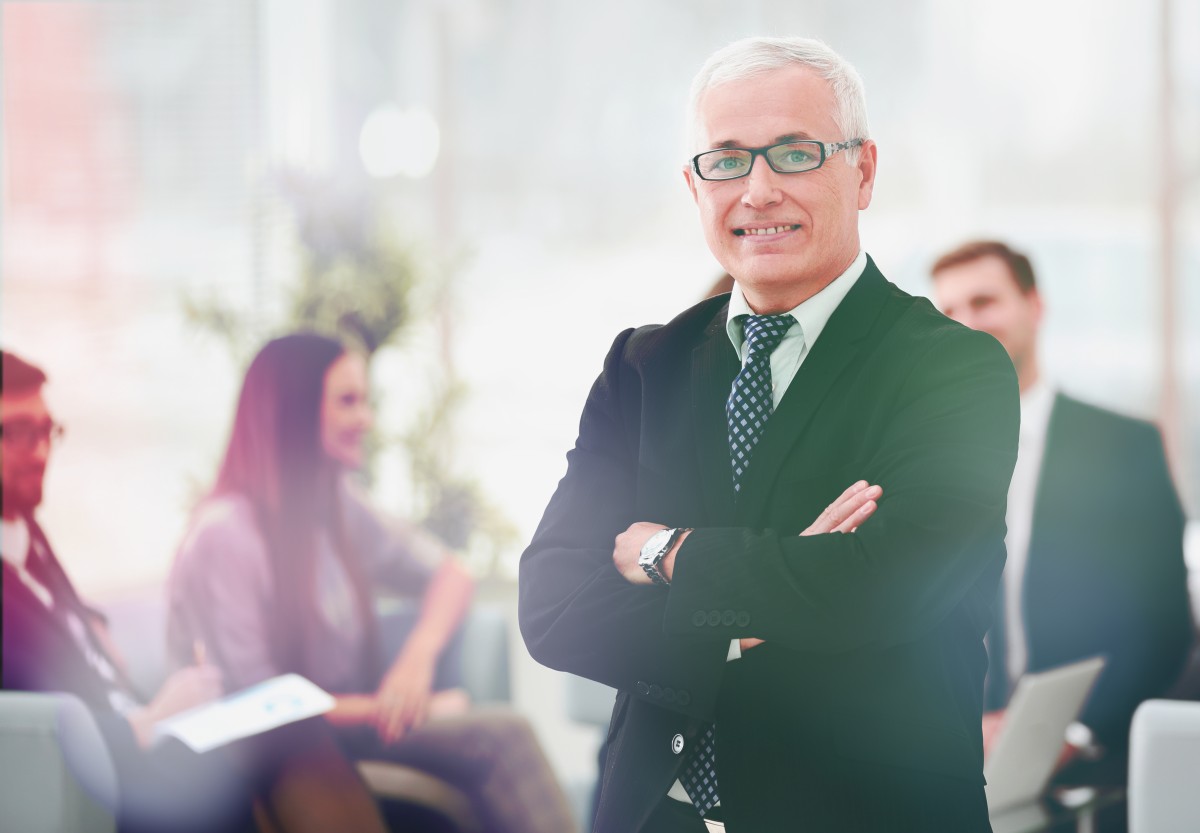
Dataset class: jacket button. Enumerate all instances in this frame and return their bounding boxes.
[649,684,662,700]
[692,611,707,628]
[722,610,736,626]
[678,690,691,707]
[706,610,721,627]
[671,733,685,755]
[735,611,751,627]
[636,681,650,696]
[663,687,677,704]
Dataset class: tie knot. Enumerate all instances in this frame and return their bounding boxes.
[742,314,793,357]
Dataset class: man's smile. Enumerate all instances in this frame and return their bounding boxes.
[732,224,802,237]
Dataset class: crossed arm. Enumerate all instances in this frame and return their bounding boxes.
[520,319,1018,717]
[612,480,883,651]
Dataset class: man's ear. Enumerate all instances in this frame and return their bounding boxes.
[1028,287,1045,324]
[683,163,699,203]
[856,140,878,210]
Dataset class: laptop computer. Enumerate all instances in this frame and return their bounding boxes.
[984,655,1106,815]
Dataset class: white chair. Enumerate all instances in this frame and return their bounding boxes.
[1128,698,1200,833]
[0,691,118,833]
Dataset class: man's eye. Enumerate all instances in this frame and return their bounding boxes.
[715,156,746,171]
[784,150,813,164]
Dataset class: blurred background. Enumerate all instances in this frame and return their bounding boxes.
[3,0,1199,816]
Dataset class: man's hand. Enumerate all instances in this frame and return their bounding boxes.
[129,664,223,748]
[982,708,1006,755]
[743,481,881,653]
[801,480,881,536]
[613,521,670,584]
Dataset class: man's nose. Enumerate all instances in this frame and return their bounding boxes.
[30,436,52,463]
[740,157,784,209]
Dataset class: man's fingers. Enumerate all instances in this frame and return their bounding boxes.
[834,499,877,533]
[831,480,870,506]
[827,484,881,531]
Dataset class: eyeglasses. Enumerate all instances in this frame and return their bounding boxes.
[0,421,65,451]
[691,138,864,182]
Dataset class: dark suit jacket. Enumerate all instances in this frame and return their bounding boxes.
[2,517,260,833]
[519,258,1020,832]
[1,516,145,763]
[987,394,1193,760]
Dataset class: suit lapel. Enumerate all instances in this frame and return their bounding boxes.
[736,260,892,512]
[2,560,82,662]
[21,521,141,697]
[691,304,740,525]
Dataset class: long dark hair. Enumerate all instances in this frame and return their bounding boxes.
[212,332,379,681]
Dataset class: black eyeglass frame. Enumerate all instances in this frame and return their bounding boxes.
[691,138,864,182]
[0,421,66,450]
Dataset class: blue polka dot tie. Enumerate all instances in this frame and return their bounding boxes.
[680,313,794,817]
[727,313,796,493]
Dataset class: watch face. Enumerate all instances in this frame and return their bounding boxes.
[639,529,673,564]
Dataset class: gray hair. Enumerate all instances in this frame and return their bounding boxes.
[687,37,870,163]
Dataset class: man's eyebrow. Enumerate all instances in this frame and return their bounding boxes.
[708,132,816,150]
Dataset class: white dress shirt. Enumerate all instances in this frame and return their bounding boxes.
[668,253,868,809]
[1002,379,1055,684]
[1,516,138,714]
[725,251,867,410]
[2,516,52,606]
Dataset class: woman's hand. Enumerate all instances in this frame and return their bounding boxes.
[373,648,437,744]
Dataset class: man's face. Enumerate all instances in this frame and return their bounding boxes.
[932,255,1043,374]
[684,65,877,313]
[1,388,54,517]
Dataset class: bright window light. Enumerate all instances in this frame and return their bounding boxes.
[359,105,440,179]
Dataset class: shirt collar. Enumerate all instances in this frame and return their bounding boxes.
[1019,376,1055,443]
[1,515,32,571]
[725,250,868,354]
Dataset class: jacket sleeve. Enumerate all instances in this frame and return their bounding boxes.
[519,328,730,721]
[665,324,1019,653]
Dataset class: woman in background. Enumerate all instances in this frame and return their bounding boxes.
[168,332,574,833]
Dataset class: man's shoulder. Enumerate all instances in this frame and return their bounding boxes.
[870,275,1010,370]
[613,294,728,364]
[1051,393,1164,448]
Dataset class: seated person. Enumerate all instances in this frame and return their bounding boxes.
[1,348,388,833]
[167,332,576,833]
[931,241,1195,831]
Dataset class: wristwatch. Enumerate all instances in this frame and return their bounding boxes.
[638,527,691,585]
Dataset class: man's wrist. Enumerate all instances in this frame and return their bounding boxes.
[659,528,692,582]
[639,527,692,585]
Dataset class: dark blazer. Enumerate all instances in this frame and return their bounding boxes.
[987,394,1193,757]
[2,517,258,833]
[1,516,145,761]
[520,258,1020,832]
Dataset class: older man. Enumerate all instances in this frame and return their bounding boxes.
[520,36,1019,833]
[932,240,1193,833]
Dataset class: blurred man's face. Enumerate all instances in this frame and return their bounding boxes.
[1,388,54,518]
[684,65,876,313]
[932,255,1043,378]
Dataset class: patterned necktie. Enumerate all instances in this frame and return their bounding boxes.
[727,314,795,492]
[680,313,794,817]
